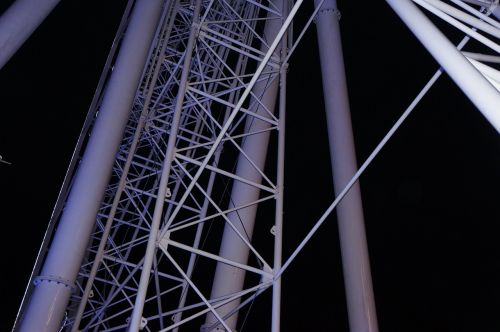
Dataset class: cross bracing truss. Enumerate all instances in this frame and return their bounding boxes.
[60,1,499,331]
[66,0,288,330]
[12,0,500,331]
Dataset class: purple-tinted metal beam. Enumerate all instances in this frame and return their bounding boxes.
[17,0,164,331]
[386,0,500,133]
[314,0,379,331]
[0,0,61,70]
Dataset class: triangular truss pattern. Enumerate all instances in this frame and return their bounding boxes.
[66,0,287,330]
[22,0,499,331]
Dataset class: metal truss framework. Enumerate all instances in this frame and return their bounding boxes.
[69,0,500,330]
[11,0,499,331]
[66,0,291,330]
[69,1,500,330]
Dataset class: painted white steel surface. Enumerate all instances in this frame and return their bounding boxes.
[204,11,282,332]
[128,1,203,330]
[314,0,379,331]
[18,0,164,330]
[387,0,500,133]
[0,0,60,69]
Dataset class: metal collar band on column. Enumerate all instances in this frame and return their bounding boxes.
[320,8,341,19]
[33,275,76,290]
[315,8,341,22]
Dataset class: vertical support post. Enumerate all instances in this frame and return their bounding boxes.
[17,1,164,331]
[0,0,61,70]
[204,1,284,330]
[314,0,379,331]
[128,1,202,330]
[385,0,500,133]
[271,28,288,332]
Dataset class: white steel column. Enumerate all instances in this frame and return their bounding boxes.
[386,0,500,133]
[18,0,164,331]
[0,0,61,69]
[271,34,288,332]
[314,0,379,331]
[204,1,284,330]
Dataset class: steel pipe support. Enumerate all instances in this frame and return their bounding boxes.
[314,0,379,331]
[386,0,500,133]
[204,1,284,330]
[17,0,164,330]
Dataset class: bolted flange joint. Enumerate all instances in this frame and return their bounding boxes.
[33,275,76,291]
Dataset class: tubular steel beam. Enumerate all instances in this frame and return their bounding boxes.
[203,0,284,329]
[0,0,60,70]
[17,0,164,330]
[314,0,379,331]
[271,26,288,332]
[387,0,500,133]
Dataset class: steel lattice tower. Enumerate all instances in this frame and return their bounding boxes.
[3,0,499,331]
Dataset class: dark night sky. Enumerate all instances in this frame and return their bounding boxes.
[1,1,500,331]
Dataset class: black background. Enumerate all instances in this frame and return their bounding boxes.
[1,1,499,331]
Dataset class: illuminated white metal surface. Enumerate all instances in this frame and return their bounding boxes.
[13,0,499,331]
[0,0,60,69]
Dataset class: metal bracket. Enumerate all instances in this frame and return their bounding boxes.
[159,234,170,251]
[270,225,276,236]
[260,264,274,284]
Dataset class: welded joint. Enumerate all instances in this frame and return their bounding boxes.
[266,55,283,70]
[198,28,207,42]
[192,21,203,38]
[171,312,181,323]
[280,59,289,72]
[159,234,171,251]
[126,316,148,330]
[261,264,274,284]
[33,275,75,291]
